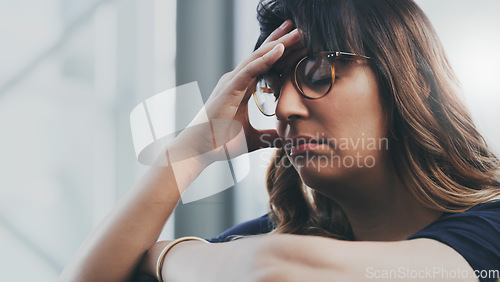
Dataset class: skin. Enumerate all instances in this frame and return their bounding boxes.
[275,50,440,241]
[60,20,480,282]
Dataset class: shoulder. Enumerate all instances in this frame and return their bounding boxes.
[207,214,274,243]
[408,200,500,236]
[407,200,500,277]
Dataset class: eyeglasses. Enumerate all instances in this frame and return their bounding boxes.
[253,51,371,116]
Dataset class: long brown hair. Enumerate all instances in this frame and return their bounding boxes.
[256,0,500,240]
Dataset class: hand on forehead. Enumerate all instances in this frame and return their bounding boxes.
[258,20,308,73]
[271,45,308,73]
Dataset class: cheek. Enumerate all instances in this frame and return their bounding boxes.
[316,69,387,149]
[276,122,288,140]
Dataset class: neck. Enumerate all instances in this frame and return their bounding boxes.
[342,186,441,241]
[320,166,441,241]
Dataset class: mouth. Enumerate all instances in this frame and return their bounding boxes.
[286,135,329,156]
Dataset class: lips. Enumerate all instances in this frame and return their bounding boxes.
[286,135,328,156]
[290,143,322,156]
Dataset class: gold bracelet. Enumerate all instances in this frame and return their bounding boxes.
[156,236,209,281]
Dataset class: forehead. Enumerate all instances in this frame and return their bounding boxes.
[270,47,366,74]
[271,46,308,73]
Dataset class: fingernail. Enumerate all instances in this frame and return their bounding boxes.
[271,43,284,54]
[290,29,300,38]
[280,20,291,29]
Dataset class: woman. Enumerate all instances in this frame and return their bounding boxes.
[60,0,500,281]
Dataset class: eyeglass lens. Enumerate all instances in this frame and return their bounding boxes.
[295,55,333,99]
[254,55,333,116]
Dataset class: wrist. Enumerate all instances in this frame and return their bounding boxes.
[161,238,213,282]
[168,133,216,167]
[139,241,171,278]
[156,237,209,281]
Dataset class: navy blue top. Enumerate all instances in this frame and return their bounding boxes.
[208,200,500,281]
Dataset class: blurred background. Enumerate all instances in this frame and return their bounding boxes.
[0,0,498,280]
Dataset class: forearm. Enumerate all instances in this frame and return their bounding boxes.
[144,236,270,282]
[263,235,478,282]
[143,235,342,282]
[60,144,209,282]
[139,239,233,282]
[60,24,299,281]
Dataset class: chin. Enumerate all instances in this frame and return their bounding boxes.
[289,149,382,188]
[294,159,344,188]
[292,156,369,192]
[296,166,356,201]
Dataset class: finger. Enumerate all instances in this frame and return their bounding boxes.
[262,20,294,45]
[272,47,308,72]
[233,29,300,74]
[280,40,306,58]
[240,81,257,106]
[268,28,304,60]
[230,43,285,92]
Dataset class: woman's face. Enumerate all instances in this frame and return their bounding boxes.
[275,52,390,192]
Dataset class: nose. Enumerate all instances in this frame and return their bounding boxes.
[275,79,310,122]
